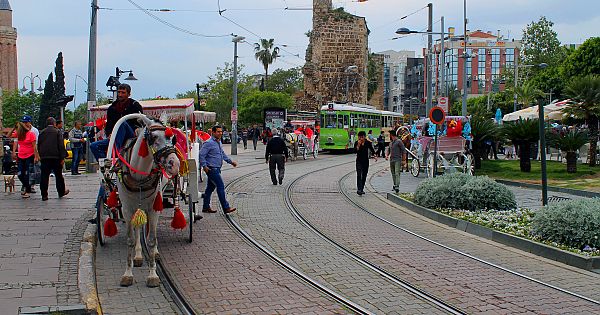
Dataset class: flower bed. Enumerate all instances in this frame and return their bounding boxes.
[399,193,600,257]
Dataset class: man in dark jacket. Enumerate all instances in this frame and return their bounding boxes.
[38,117,69,201]
[265,129,289,185]
[354,130,377,195]
[90,83,143,161]
[249,124,261,150]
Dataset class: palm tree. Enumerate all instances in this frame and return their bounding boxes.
[470,116,499,169]
[502,119,540,172]
[515,81,544,109]
[254,39,280,90]
[547,130,588,173]
[563,75,600,167]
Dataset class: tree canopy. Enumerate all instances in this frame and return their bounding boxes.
[239,91,293,126]
[562,37,600,79]
[2,90,42,128]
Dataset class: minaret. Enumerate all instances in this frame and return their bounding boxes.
[0,0,17,92]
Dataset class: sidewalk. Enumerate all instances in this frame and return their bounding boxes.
[0,172,96,314]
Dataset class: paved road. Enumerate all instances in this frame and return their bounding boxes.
[228,155,446,314]
[0,172,95,314]
[292,161,600,314]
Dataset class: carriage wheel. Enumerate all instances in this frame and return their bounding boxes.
[410,158,420,177]
[96,193,106,246]
[188,194,194,243]
[463,153,475,175]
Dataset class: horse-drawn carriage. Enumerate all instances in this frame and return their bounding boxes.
[407,116,474,178]
[90,99,204,246]
[284,120,319,160]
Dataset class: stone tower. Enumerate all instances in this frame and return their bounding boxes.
[297,0,369,111]
[0,0,17,92]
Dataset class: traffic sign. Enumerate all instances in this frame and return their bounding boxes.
[230,109,238,122]
[429,106,446,125]
[438,97,449,113]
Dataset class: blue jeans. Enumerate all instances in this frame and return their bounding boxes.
[18,156,34,192]
[202,167,230,210]
[71,146,83,173]
[90,123,135,161]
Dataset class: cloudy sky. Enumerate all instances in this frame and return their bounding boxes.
[12,0,600,110]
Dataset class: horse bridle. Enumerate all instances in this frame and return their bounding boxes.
[145,125,178,171]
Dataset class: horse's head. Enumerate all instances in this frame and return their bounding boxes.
[140,118,181,177]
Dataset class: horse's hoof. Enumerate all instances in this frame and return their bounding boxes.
[120,275,134,287]
[133,257,144,267]
[146,276,160,288]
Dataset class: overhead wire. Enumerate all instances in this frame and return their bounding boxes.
[125,0,231,38]
[369,5,427,32]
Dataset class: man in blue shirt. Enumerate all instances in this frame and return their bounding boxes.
[199,125,238,214]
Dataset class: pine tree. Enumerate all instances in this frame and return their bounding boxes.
[54,52,66,101]
[37,73,57,127]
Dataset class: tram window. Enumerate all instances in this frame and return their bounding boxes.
[350,114,356,127]
[324,113,336,128]
[337,115,344,128]
[343,115,349,127]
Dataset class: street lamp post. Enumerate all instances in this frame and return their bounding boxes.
[462,0,468,117]
[86,0,99,173]
[231,35,245,156]
[106,67,137,100]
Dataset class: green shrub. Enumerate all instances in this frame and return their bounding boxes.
[531,198,600,250]
[414,173,517,211]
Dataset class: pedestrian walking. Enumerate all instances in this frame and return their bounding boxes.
[250,124,260,150]
[386,129,405,193]
[376,131,385,157]
[38,117,69,201]
[68,121,86,175]
[199,125,238,214]
[354,130,377,195]
[12,116,40,198]
[241,127,248,150]
[265,129,288,185]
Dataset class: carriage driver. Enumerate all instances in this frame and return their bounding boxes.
[90,83,143,162]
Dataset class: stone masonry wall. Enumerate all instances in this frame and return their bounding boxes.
[297,1,369,111]
[368,53,385,110]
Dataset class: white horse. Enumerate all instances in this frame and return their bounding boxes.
[107,114,181,288]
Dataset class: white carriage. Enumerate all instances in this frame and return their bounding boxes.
[408,116,474,178]
[286,120,319,160]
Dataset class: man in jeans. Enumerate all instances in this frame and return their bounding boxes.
[386,129,405,193]
[199,125,238,214]
[38,117,69,201]
[68,121,85,175]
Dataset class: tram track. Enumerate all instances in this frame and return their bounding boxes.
[223,158,462,314]
[338,167,600,306]
[222,157,372,314]
[283,162,465,315]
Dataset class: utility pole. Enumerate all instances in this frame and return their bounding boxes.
[513,53,519,112]
[231,35,245,155]
[461,0,468,116]
[85,0,98,173]
[440,16,445,97]
[426,3,433,113]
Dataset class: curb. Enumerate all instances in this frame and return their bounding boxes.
[495,179,600,198]
[78,223,101,315]
[387,193,600,271]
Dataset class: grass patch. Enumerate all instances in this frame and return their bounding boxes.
[476,160,600,181]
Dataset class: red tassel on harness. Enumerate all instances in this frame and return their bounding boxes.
[138,138,149,157]
[106,190,118,208]
[104,217,118,237]
[171,207,187,229]
[153,192,164,212]
[165,127,174,138]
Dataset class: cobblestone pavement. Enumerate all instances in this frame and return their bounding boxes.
[228,154,446,314]
[95,220,180,315]
[155,148,353,314]
[0,172,96,314]
[368,165,600,300]
[290,161,600,314]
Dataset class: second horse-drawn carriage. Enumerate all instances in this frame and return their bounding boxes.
[407,116,474,178]
[284,120,319,160]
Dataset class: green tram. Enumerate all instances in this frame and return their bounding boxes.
[320,103,404,151]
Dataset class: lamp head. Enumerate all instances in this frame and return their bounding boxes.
[124,72,137,81]
[396,27,412,35]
